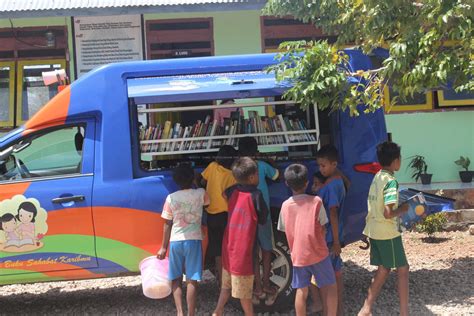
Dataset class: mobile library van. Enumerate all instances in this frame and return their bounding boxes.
[0,51,453,308]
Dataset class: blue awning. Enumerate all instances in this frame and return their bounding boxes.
[127,70,292,104]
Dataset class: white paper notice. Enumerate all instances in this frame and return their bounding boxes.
[74,15,143,77]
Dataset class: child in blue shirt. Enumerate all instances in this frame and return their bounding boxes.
[238,136,279,304]
[311,144,346,316]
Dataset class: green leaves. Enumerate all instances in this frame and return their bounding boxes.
[264,0,474,115]
[454,156,471,171]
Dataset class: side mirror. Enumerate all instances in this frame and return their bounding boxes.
[13,140,31,153]
[0,146,13,161]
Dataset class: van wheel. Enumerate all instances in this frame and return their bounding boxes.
[254,239,294,312]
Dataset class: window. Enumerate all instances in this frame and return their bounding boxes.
[0,26,68,128]
[261,16,336,52]
[0,125,84,182]
[146,18,214,59]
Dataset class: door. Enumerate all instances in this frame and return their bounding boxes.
[0,120,97,277]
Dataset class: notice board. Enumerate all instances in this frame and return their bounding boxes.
[73,15,144,77]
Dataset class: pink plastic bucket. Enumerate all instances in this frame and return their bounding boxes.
[139,256,172,299]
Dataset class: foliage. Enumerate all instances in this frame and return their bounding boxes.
[263,0,474,116]
[454,156,471,171]
[407,155,428,181]
[416,212,448,237]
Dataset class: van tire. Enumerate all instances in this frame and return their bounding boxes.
[254,235,294,312]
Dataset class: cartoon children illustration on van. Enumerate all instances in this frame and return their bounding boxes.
[0,213,23,247]
[0,195,48,253]
[16,201,38,245]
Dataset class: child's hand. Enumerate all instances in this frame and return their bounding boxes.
[156,247,167,260]
[331,242,341,256]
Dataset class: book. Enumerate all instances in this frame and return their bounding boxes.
[179,126,190,151]
[277,115,289,144]
[399,192,429,229]
[207,119,218,149]
[159,121,172,152]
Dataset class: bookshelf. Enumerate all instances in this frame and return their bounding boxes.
[138,100,319,157]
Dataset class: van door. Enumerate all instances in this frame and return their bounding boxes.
[0,120,98,278]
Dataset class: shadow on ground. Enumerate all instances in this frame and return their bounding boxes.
[1,256,472,315]
[344,256,473,316]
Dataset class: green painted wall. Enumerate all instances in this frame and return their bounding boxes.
[386,111,474,183]
[143,10,262,56]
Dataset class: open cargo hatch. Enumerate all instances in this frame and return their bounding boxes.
[127,70,292,104]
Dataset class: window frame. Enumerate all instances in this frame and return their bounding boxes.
[15,59,67,125]
[383,86,433,112]
[0,61,15,127]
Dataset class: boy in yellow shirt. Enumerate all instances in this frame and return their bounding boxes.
[359,141,409,316]
[201,145,237,287]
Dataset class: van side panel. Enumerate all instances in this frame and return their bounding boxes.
[334,108,387,244]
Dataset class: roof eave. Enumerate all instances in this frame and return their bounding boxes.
[0,1,266,19]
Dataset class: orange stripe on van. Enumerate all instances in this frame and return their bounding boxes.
[47,207,208,255]
[0,182,31,200]
[25,85,70,130]
[93,207,165,254]
[48,208,95,236]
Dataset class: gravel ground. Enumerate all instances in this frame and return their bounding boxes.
[1,231,473,315]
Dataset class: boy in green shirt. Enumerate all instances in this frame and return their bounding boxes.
[359,141,409,316]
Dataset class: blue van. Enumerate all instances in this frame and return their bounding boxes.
[0,50,452,309]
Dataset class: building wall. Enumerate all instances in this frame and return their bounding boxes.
[144,11,262,56]
[1,11,472,184]
[386,110,474,183]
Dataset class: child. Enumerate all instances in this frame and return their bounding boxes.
[312,172,327,196]
[157,164,210,316]
[358,141,409,316]
[212,157,268,316]
[312,144,346,316]
[0,213,21,248]
[277,164,337,316]
[201,145,237,287]
[16,201,38,245]
[238,136,279,302]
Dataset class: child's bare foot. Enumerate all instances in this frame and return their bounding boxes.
[357,306,372,316]
[211,311,222,316]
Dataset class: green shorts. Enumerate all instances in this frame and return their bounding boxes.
[369,236,408,269]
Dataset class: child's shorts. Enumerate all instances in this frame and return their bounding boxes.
[369,236,408,269]
[206,211,227,257]
[169,240,202,281]
[292,256,336,289]
[257,213,274,251]
[221,268,254,299]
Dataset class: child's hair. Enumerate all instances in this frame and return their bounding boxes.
[284,164,308,191]
[377,141,401,167]
[313,172,326,184]
[316,144,339,162]
[238,136,258,157]
[231,157,258,183]
[172,164,195,189]
[0,213,16,230]
[216,145,237,169]
[16,201,37,223]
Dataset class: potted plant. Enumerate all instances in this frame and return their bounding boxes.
[408,155,432,185]
[454,156,472,183]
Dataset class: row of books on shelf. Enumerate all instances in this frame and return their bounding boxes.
[139,110,317,153]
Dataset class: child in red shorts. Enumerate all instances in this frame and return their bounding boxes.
[212,157,268,316]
